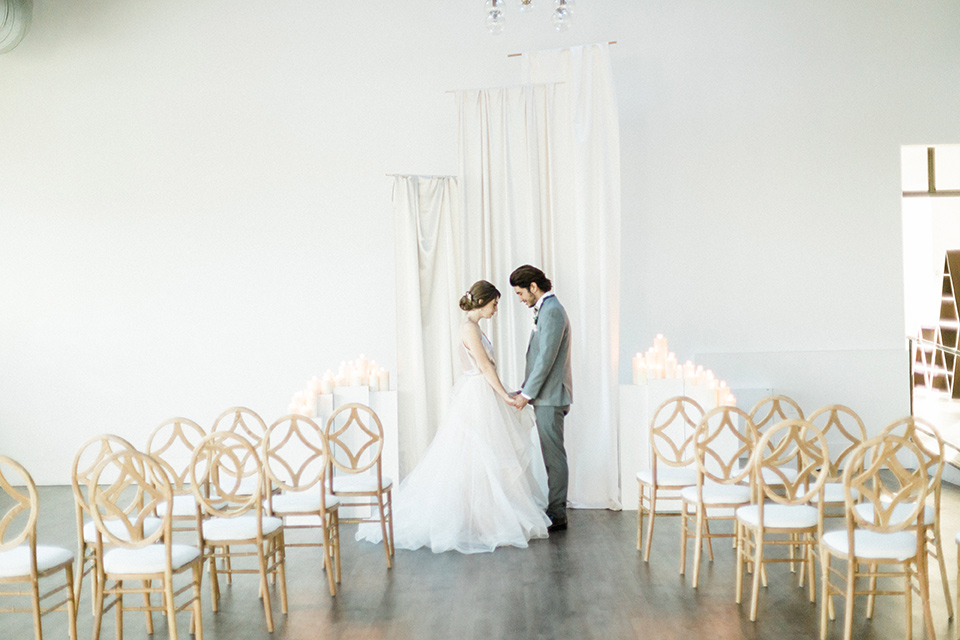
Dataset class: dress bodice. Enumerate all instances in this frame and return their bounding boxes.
[459,331,494,375]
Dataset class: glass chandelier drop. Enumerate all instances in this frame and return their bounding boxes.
[484,0,575,35]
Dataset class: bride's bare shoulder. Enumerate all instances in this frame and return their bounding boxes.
[460,320,481,343]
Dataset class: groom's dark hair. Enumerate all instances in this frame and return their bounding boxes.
[510,265,552,292]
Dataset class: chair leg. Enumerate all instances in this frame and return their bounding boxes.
[820,550,830,640]
[64,564,78,640]
[257,545,274,632]
[334,513,342,584]
[842,560,856,640]
[679,501,689,576]
[806,537,816,603]
[905,564,914,640]
[323,521,337,596]
[116,580,124,640]
[376,493,392,569]
[735,523,745,605]
[643,491,658,562]
[692,507,705,589]
[749,529,764,621]
[224,546,233,584]
[636,484,645,552]
[934,533,954,619]
[192,562,205,640]
[142,580,153,634]
[92,571,106,640]
[920,553,936,640]
[866,562,877,618]
[277,533,288,615]
[30,577,42,640]
[208,547,220,612]
[165,576,178,640]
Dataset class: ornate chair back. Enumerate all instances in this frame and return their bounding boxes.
[212,407,268,447]
[748,395,804,437]
[146,417,207,495]
[807,405,867,483]
[324,403,385,480]
[844,434,929,535]
[190,431,265,519]
[87,450,174,549]
[649,396,703,473]
[0,455,39,553]
[752,419,829,506]
[262,414,328,498]
[693,406,757,486]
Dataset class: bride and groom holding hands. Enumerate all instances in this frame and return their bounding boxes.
[358,265,572,553]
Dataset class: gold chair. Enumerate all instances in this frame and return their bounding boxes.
[70,434,160,614]
[87,448,204,640]
[807,405,867,518]
[146,417,208,534]
[262,414,341,596]
[637,396,704,562]
[0,455,77,640]
[819,433,935,640]
[680,406,756,588]
[735,419,829,621]
[865,416,951,621]
[324,403,394,568]
[190,431,287,632]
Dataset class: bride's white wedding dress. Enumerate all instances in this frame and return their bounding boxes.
[357,332,550,553]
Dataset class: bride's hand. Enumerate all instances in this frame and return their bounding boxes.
[503,394,518,407]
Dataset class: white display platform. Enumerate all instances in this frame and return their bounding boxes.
[618,383,772,511]
[314,386,398,519]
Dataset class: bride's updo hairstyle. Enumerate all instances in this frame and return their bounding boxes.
[460,280,500,311]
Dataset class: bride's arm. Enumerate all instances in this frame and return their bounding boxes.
[461,323,514,402]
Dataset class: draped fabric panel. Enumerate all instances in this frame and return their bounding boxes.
[455,43,622,509]
[392,175,462,475]
[521,44,622,509]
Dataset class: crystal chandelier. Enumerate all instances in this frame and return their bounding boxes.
[484,0,575,35]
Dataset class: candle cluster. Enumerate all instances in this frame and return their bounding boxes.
[631,334,736,406]
[287,355,390,416]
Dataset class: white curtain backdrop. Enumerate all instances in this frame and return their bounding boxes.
[392,175,463,476]
[456,43,622,509]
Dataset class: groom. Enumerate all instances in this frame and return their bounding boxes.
[510,265,573,532]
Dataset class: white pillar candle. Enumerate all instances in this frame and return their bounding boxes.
[357,354,369,373]
[632,353,647,385]
[683,361,695,381]
[308,376,322,395]
[378,368,390,391]
[349,368,364,387]
[368,373,380,392]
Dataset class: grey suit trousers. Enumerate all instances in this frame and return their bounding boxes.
[535,404,570,522]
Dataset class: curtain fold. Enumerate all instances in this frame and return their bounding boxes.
[392,175,462,476]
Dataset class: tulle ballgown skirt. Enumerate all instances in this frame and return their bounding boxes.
[357,373,551,554]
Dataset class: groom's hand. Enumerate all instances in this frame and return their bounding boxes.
[514,395,529,410]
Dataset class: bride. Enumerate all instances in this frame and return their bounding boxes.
[357,280,550,553]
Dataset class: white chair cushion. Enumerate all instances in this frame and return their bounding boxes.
[637,467,697,487]
[84,517,163,543]
[332,474,392,493]
[810,482,859,504]
[267,492,339,514]
[103,544,200,574]
[157,494,199,517]
[736,503,818,529]
[202,515,283,542]
[854,502,934,527]
[0,545,74,578]
[821,529,919,561]
[680,483,751,505]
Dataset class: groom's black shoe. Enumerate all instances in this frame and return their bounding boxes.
[547,515,567,533]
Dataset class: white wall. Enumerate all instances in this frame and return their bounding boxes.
[2,1,960,483]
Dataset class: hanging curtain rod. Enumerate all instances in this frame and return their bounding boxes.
[444,81,566,94]
[385,173,456,179]
[507,40,617,58]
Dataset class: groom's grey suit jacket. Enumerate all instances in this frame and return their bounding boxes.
[522,294,573,407]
